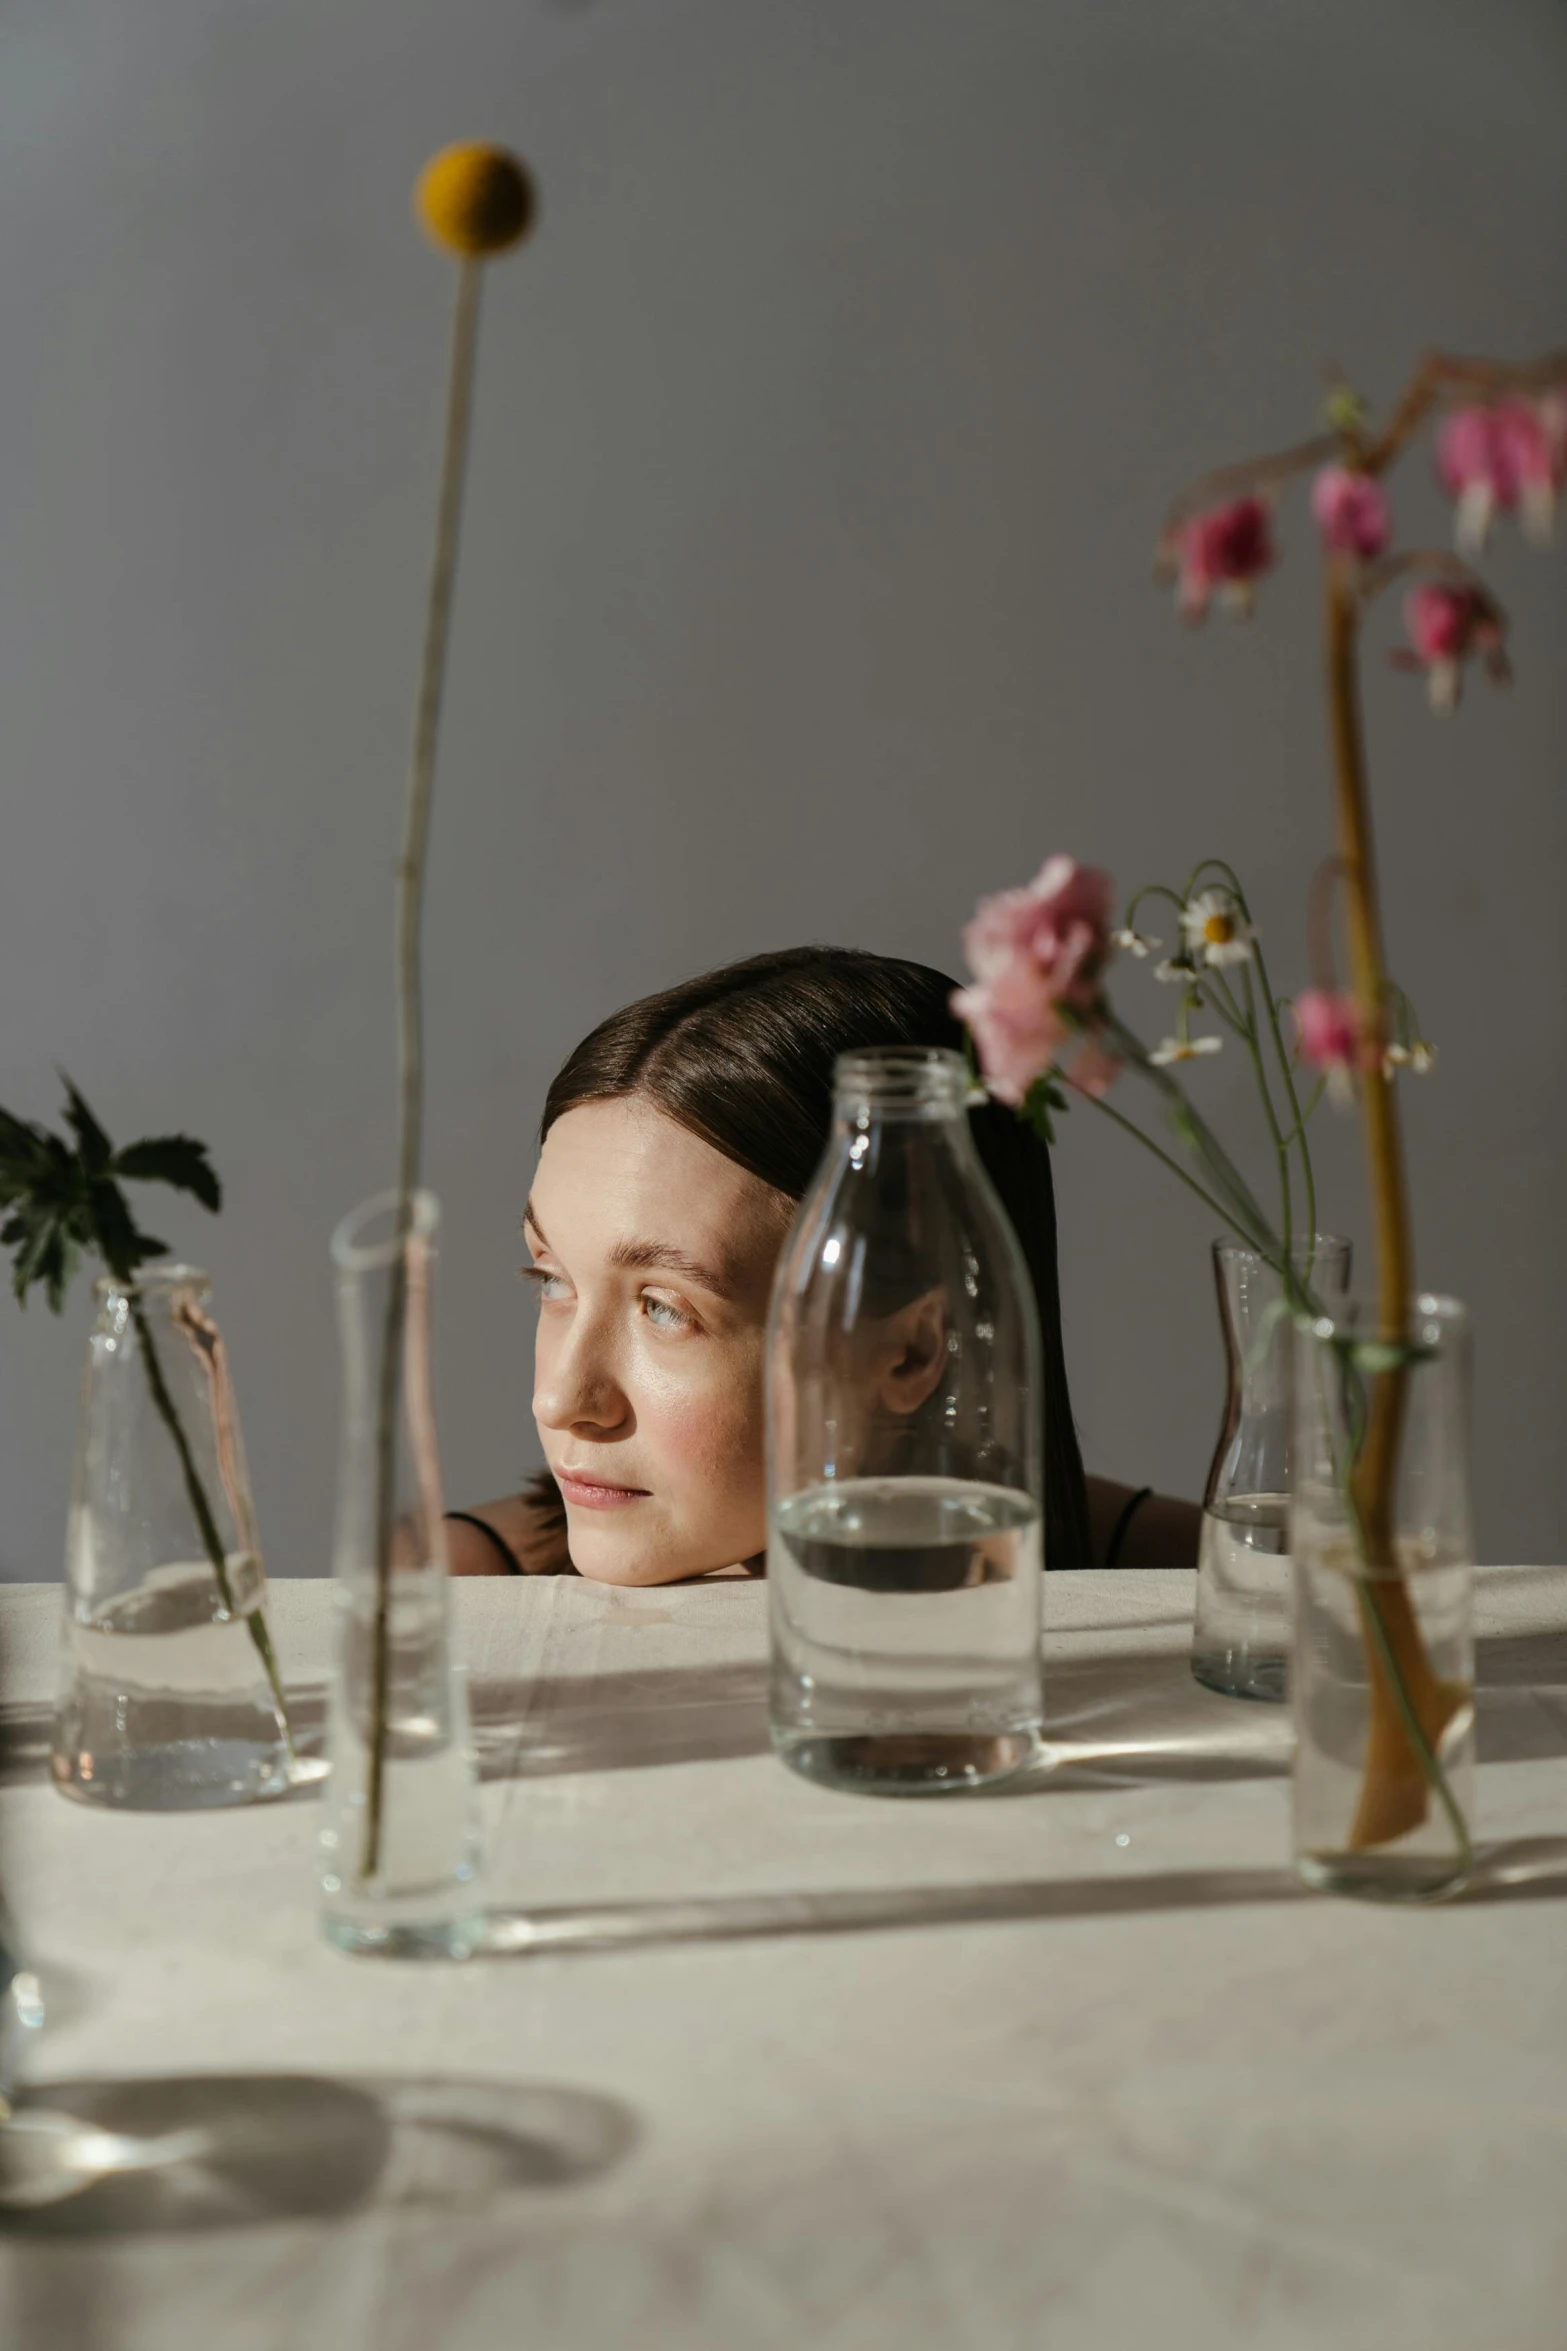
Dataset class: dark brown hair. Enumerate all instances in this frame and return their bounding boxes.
[526,946,1092,1571]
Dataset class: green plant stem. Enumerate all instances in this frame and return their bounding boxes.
[1239,965,1295,1253]
[129,1298,293,1757]
[1251,940,1319,1245]
[364,255,483,1884]
[1073,1088,1259,1244]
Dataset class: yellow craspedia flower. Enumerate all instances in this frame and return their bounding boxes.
[415,143,537,257]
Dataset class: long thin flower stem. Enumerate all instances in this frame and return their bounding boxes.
[363,257,483,1884]
[1251,941,1319,1244]
[1074,1088,1259,1246]
[1239,965,1295,1252]
[131,1298,293,1757]
[1325,558,1463,1855]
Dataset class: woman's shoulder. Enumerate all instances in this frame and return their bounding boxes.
[445,1474,573,1576]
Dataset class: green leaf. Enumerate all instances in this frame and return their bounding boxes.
[7,1203,79,1312]
[1021,1070,1070,1147]
[88,1179,163,1284]
[0,1107,50,1193]
[113,1134,221,1214]
[59,1076,114,1176]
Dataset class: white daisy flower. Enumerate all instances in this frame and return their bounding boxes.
[1180,888,1257,968]
[1111,927,1161,959]
[1154,956,1197,986]
[1149,1034,1223,1068]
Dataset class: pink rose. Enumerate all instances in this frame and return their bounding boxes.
[1173,497,1275,622]
[1310,464,1391,560]
[953,857,1117,1104]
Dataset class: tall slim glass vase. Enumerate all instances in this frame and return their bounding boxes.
[318,1192,483,1958]
[1291,1293,1475,1902]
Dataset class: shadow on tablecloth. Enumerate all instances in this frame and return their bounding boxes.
[2,1622,1561,1795]
[0,2071,636,2240]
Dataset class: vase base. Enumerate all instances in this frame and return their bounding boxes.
[1296,1849,1469,1904]
[775,1727,1043,1796]
[321,1908,486,1962]
[1190,1651,1288,1704]
[51,1737,294,1812]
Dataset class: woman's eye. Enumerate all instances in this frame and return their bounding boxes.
[525,1268,571,1303]
[642,1293,692,1332]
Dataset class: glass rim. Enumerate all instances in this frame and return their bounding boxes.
[331,1187,441,1275]
[93,1259,210,1300]
[1294,1289,1468,1342]
[833,1045,970,1102]
[1212,1231,1351,1261]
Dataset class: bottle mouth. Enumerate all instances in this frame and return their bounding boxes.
[1297,1291,1467,1348]
[1213,1233,1352,1266]
[93,1260,210,1302]
[331,1188,442,1275]
[833,1046,972,1116]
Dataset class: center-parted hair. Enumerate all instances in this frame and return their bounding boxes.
[529,945,1092,1572]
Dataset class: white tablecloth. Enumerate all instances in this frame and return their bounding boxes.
[1,1568,1565,2351]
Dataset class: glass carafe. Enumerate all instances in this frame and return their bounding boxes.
[1191,1235,1350,1703]
[767,1048,1044,1795]
[318,1191,483,1959]
[52,1264,295,1810]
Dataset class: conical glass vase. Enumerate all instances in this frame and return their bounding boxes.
[52,1264,295,1810]
[1191,1235,1350,1703]
[318,1191,483,1960]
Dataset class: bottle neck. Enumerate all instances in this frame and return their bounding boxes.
[831,1047,973,1131]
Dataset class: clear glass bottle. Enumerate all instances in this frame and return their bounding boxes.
[52,1264,294,1810]
[767,1047,1044,1795]
[318,1191,483,1959]
[1291,1293,1474,1902]
[1191,1234,1350,1703]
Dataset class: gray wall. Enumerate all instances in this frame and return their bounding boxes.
[2,0,1563,1580]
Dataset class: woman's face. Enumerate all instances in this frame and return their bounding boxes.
[524,1097,794,1585]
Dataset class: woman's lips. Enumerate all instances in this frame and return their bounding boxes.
[555,1470,650,1511]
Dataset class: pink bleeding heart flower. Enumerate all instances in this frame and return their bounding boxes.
[1310,464,1391,560]
[1392,582,1509,714]
[1497,392,1567,542]
[1293,989,1363,1108]
[1170,496,1275,622]
[952,857,1118,1105]
[1437,397,1567,552]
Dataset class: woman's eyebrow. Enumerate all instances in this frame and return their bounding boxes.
[522,1203,735,1299]
[609,1237,737,1299]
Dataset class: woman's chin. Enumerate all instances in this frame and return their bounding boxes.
[562,1509,689,1587]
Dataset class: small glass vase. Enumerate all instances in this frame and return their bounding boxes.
[1291,1294,1475,1902]
[767,1047,1044,1795]
[52,1264,295,1810]
[1191,1234,1350,1703]
[318,1191,483,1960]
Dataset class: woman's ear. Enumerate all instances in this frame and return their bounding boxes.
[876,1289,948,1416]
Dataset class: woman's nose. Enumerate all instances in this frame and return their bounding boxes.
[533,1314,630,1436]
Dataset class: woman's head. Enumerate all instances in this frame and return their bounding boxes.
[524,947,1089,1584]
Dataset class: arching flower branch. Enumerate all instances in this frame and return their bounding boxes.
[1156,345,1563,1858]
